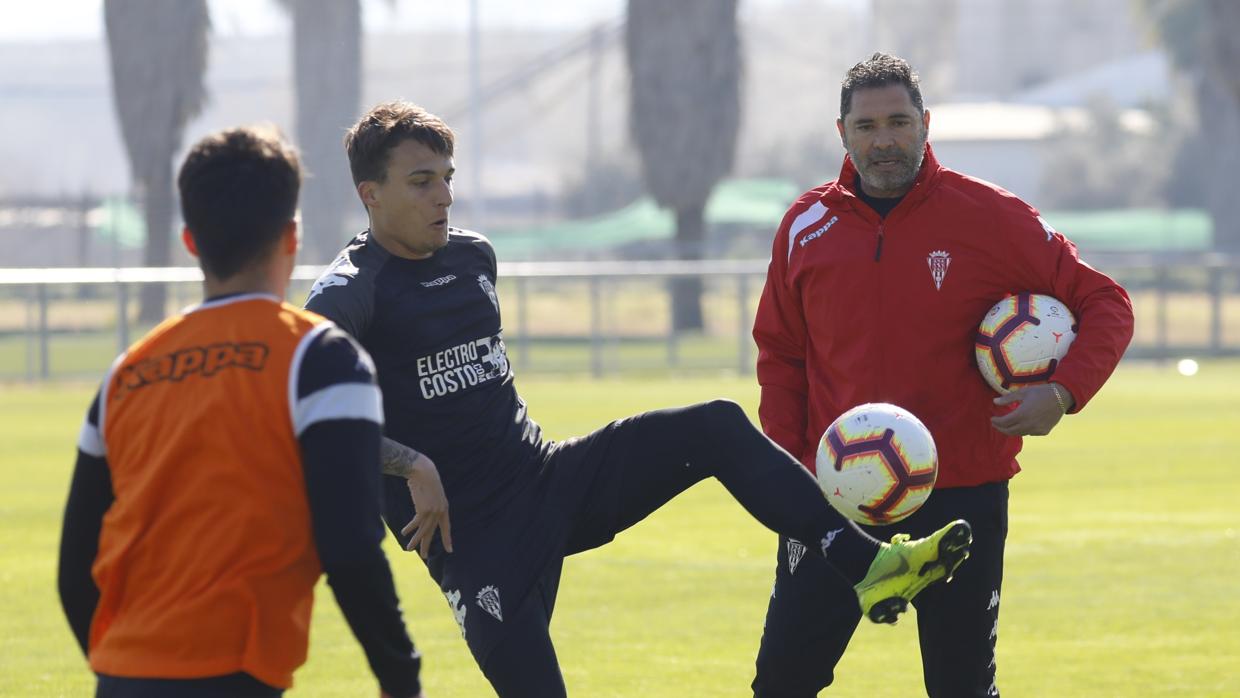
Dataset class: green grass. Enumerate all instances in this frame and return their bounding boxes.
[2,363,1238,696]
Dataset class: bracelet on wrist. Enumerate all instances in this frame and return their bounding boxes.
[1050,383,1068,413]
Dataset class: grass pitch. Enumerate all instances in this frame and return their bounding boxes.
[2,362,1238,696]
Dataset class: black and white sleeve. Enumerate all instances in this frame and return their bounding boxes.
[58,389,114,657]
[293,323,421,697]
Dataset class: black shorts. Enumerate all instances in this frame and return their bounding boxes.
[95,672,281,698]
[379,398,854,690]
[753,480,1009,698]
[383,417,643,666]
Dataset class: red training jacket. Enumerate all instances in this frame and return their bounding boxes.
[753,143,1134,488]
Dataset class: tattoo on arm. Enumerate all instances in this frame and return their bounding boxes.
[380,437,421,478]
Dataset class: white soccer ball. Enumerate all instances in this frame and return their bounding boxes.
[975,293,1077,395]
[815,403,938,526]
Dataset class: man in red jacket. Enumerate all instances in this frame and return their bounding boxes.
[750,53,1134,698]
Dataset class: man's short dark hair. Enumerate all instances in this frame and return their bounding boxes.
[345,101,455,188]
[178,126,301,280]
[840,52,924,120]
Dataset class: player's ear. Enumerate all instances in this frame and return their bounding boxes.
[282,218,299,254]
[181,228,199,258]
[357,181,379,208]
[922,108,931,132]
[836,118,846,142]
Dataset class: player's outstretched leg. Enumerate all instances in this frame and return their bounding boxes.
[596,399,884,581]
[854,519,973,624]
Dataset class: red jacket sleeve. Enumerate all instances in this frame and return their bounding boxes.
[753,210,812,467]
[1000,197,1135,412]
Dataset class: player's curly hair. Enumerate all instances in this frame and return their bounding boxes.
[178,125,301,280]
[839,52,924,120]
[345,101,455,187]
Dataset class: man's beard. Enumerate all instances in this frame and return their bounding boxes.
[852,136,926,195]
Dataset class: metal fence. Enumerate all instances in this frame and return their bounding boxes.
[2,253,1238,382]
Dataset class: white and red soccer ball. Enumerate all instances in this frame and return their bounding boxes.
[975,293,1077,395]
[815,403,938,526]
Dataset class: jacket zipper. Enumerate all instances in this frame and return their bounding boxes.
[873,220,885,401]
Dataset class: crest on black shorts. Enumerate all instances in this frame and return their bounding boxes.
[787,539,807,575]
[476,585,503,622]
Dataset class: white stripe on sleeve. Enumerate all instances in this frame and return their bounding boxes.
[293,383,384,436]
[76,418,105,458]
[786,201,828,263]
[86,352,127,458]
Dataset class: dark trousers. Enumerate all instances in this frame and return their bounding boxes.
[752,481,1009,698]
[96,672,281,698]
[477,399,873,698]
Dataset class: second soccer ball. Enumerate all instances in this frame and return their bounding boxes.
[815,403,938,526]
[975,292,1077,395]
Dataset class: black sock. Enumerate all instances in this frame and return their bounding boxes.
[813,519,881,584]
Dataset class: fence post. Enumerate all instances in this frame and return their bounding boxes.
[590,276,603,378]
[117,281,130,353]
[516,276,529,372]
[1156,264,1168,361]
[737,274,750,374]
[25,288,35,382]
[37,283,50,380]
[605,280,620,373]
[1209,265,1222,354]
[666,275,680,370]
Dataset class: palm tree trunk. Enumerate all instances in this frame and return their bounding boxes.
[292,0,362,263]
[1196,78,1240,252]
[137,164,173,322]
[670,203,706,332]
[1207,0,1240,106]
[103,0,209,322]
[624,0,739,333]
[1204,0,1240,252]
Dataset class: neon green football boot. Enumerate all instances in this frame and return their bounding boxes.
[854,519,973,624]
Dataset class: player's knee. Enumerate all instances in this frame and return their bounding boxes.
[696,398,749,430]
[669,399,754,456]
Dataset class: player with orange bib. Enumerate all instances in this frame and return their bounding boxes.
[58,126,425,698]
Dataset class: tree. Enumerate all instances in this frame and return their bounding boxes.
[104,0,210,321]
[625,0,741,332]
[1198,0,1240,252]
[870,0,958,98]
[278,0,363,264]
[1207,0,1240,107]
[1038,96,1172,210]
[1141,0,1240,251]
